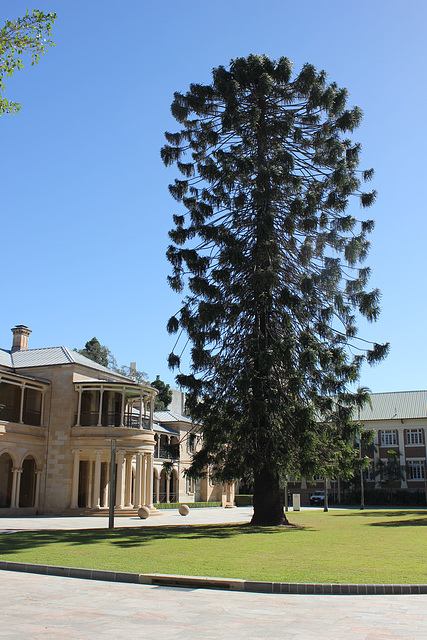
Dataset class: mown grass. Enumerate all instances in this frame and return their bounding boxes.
[0,509,426,583]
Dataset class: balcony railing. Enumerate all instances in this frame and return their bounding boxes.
[158,492,177,503]
[155,445,179,460]
[0,404,42,426]
[75,411,150,429]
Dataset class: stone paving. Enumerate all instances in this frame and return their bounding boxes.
[0,570,426,639]
[0,508,426,639]
[0,506,256,533]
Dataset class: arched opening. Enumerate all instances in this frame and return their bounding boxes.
[170,470,177,503]
[160,468,175,503]
[19,456,36,507]
[0,453,13,508]
[159,435,169,459]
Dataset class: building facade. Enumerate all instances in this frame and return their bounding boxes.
[287,391,427,504]
[0,326,233,515]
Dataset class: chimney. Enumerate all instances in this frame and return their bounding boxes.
[11,325,32,352]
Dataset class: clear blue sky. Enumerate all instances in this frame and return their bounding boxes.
[1,0,426,392]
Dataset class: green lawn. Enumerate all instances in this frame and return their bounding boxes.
[0,509,426,584]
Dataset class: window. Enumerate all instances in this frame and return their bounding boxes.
[406,429,424,445]
[186,477,194,493]
[380,430,397,446]
[407,460,425,480]
[187,433,196,454]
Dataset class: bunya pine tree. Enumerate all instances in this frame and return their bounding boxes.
[162,55,389,525]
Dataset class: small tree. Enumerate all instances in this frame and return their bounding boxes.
[377,450,405,503]
[0,10,56,117]
[162,55,388,525]
[77,337,116,369]
[354,386,373,509]
[151,375,173,410]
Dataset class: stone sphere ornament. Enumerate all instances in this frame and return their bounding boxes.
[179,504,190,516]
[138,506,150,519]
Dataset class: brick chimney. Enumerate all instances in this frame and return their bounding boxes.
[11,325,32,352]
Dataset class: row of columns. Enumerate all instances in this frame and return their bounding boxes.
[10,467,42,508]
[70,449,154,510]
[74,386,155,429]
[153,470,177,503]
[0,378,45,426]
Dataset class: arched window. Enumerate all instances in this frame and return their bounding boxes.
[0,453,13,508]
[19,456,36,507]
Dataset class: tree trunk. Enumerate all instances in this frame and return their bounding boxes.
[251,467,288,526]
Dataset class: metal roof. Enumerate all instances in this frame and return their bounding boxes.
[154,410,192,424]
[0,349,13,367]
[358,390,427,421]
[153,423,179,435]
[0,345,131,381]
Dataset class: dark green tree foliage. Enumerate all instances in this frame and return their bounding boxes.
[77,338,112,369]
[0,10,56,116]
[162,55,389,525]
[151,375,173,410]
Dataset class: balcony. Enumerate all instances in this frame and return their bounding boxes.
[74,411,150,429]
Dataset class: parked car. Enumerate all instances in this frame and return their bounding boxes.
[309,490,325,506]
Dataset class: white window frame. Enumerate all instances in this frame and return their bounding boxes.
[380,430,397,446]
[407,460,425,480]
[406,429,424,445]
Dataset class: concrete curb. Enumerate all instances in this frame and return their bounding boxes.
[1,561,426,595]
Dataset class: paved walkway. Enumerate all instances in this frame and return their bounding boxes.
[0,506,256,533]
[0,508,426,639]
[1,569,426,639]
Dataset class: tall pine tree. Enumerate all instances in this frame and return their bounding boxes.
[162,55,388,525]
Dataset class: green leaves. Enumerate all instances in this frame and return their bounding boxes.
[0,10,56,117]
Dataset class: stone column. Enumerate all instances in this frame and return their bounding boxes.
[105,461,111,508]
[155,471,160,503]
[19,385,25,424]
[149,398,154,430]
[93,450,102,509]
[40,391,46,427]
[97,387,104,427]
[141,455,147,508]
[10,468,22,508]
[70,449,80,508]
[115,450,125,508]
[146,453,154,508]
[86,459,93,508]
[75,388,82,426]
[166,471,170,503]
[120,388,125,427]
[124,454,133,507]
[34,470,42,509]
[139,392,143,429]
[134,453,142,509]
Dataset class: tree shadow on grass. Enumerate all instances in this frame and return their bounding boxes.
[330,509,427,527]
[331,509,427,518]
[369,518,427,527]
[0,522,310,556]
